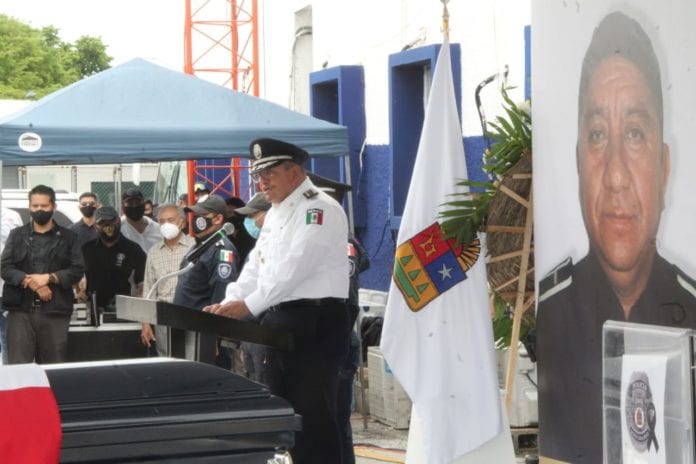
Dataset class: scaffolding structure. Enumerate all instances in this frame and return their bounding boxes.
[183,0,259,201]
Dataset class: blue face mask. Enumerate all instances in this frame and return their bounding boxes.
[244,217,261,239]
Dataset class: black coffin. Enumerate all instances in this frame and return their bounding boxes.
[45,359,301,463]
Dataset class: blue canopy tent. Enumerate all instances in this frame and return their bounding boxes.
[0,58,348,165]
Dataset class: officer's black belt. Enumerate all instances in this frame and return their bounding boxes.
[272,297,346,310]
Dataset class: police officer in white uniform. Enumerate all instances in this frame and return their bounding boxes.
[204,138,350,464]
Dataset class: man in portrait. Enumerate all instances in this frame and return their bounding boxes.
[536,10,696,463]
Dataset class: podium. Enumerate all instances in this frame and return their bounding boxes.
[602,321,695,463]
[115,295,294,363]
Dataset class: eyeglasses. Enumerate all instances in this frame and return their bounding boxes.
[251,166,283,183]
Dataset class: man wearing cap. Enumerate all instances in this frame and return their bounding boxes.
[193,183,211,203]
[233,192,272,380]
[120,188,161,253]
[1,185,84,364]
[173,194,239,362]
[204,138,351,464]
[82,206,146,310]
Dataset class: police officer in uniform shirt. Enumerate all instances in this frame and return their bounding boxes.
[204,138,351,464]
[174,194,239,363]
[536,12,696,463]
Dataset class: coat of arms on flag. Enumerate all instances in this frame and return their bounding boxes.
[306,208,324,225]
[393,222,480,312]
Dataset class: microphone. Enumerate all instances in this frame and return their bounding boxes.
[184,222,235,263]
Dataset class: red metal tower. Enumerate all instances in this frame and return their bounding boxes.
[183,0,259,202]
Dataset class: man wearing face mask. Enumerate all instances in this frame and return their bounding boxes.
[236,192,271,244]
[173,194,240,362]
[82,207,146,310]
[120,188,161,253]
[70,192,101,247]
[140,204,194,356]
[0,184,84,364]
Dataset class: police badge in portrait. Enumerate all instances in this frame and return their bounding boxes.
[625,371,659,454]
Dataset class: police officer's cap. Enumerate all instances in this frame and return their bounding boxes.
[249,138,309,174]
[308,172,352,203]
[236,192,272,215]
[184,194,228,217]
[94,206,120,224]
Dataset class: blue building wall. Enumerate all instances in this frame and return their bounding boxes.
[357,135,487,292]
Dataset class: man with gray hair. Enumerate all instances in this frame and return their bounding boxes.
[140,204,194,356]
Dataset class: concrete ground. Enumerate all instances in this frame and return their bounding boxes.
[351,414,538,464]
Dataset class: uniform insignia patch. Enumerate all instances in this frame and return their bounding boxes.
[303,189,318,199]
[393,222,480,312]
[218,263,232,279]
[219,250,234,263]
[306,208,323,225]
[115,252,126,267]
[253,143,263,159]
[194,216,207,231]
[625,371,659,453]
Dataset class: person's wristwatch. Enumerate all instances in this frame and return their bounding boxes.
[48,273,58,285]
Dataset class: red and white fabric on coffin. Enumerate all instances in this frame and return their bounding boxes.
[0,364,62,463]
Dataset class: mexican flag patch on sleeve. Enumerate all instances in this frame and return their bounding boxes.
[306,208,324,225]
[219,250,235,263]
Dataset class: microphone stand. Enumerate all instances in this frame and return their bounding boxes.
[144,262,194,358]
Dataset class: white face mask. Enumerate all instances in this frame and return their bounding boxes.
[160,222,181,240]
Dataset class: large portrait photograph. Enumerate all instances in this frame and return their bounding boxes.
[532,1,696,463]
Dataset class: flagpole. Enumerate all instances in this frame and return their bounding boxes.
[441,0,450,40]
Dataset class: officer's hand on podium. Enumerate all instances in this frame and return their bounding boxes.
[203,300,251,319]
[141,323,156,347]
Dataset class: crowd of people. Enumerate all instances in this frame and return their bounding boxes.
[0,137,368,464]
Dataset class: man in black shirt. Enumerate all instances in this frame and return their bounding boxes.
[1,184,84,364]
[82,206,146,310]
[70,192,100,247]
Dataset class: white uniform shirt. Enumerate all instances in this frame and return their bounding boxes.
[120,215,162,253]
[223,177,349,317]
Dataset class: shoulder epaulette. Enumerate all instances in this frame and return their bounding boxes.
[676,268,696,299]
[538,257,573,303]
[303,188,318,199]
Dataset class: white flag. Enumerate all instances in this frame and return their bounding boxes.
[380,39,503,464]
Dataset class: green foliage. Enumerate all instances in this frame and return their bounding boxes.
[439,85,531,248]
[491,292,534,349]
[0,15,112,99]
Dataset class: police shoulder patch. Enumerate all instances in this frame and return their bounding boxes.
[303,188,318,199]
[538,257,573,303]
[218,262,232,279]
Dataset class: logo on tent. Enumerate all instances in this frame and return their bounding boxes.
[393,222,480,312]
[18,132,42,153]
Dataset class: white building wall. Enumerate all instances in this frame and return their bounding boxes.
[259,0,531,142]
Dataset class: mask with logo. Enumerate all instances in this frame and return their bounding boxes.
[80,205,97,218]
[31,210,53,226]
[192,216,213,234]
[160,223,181,240]
[99,223,120,243]
[244,217,261,239]
[123,204,145,221]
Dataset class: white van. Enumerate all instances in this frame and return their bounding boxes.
[1,189,82,227]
